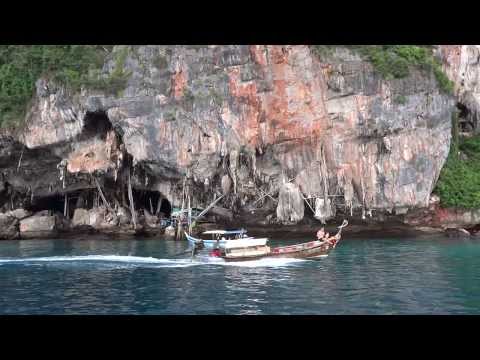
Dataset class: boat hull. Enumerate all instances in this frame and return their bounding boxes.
[221,239,338,262]
[268,242,334,259]
[222,254,270,262]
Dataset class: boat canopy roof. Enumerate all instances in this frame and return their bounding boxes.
[202,229,247,235]
[224,237,268,249]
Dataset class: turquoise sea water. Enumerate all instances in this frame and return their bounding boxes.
[0,234,479,314]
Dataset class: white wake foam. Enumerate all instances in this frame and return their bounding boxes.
[220,257,307,268]
[0,255,198,268]
[0,254,309,268]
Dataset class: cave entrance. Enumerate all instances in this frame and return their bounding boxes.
[83,110,113,140]
[27,193,68,216]
[23,184,173,221]
[457,102,476,133]
[131,189,172,218]
[26,190,93,218]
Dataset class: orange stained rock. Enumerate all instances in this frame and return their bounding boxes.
[226,66,262,148]
[67,131,121,174]
[172,67,188,100]
[227,46,330,150]
[250,45,268,67]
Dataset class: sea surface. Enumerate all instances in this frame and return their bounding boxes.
[1,233,480,314]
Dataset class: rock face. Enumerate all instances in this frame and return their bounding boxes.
[6,209,31,220]
[439,45,480,133]
[405,204,480,229]
[72,206,118,229]
[19,215,58,239]
[0,214,19,240]
[116,207,131,226]
[72,208,90,227]
[0,46,456,226]
[276,183,304,224]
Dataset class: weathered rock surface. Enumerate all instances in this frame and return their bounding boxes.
[405,205,480,229]
[439,45,480,133]
[445,227,471,238]
[6,209,31,220]
[0,46,457,226]
[72,208,90,227]
[276,183,304,224]
[72,206,118,229]
[143,209,158,227]
[19,215,58,239]
[116,207,131,226]
[0,214,19,239]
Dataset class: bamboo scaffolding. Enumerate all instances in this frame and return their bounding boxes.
[92,175,114,213]
[64,193,68,218]
[190,194,225,228]
[127,171,137,230]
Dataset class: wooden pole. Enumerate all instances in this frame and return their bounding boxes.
[64,193,68,218]
[176,177,187,240]
[17,147,24,173]
[149,197,154,215]
[156,197,163,216]
[92,175,114,213]
[188,195,192,233]
[300,192,316,214]
[127,171,137,230]
[191,194,225,228]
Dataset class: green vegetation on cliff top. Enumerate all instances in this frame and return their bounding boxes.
[0,45,131,129]
[434,114,480,209]
[311,45,454,94]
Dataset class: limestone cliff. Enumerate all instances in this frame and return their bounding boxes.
[0,45,456,228]
[439,45,480,133]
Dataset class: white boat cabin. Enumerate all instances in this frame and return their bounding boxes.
[200,229,249,241]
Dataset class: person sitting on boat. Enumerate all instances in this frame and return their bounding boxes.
[328,233,341,245]
[316,228,325,241]
[210,246,221,257]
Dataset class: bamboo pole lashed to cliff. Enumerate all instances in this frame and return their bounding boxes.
[127,171,137,230]
[16,146,24,173]
[92,175,114,213]
[188,194,192,233]
[190,194,225,228]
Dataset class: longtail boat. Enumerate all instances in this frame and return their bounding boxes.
[185,220,348,262]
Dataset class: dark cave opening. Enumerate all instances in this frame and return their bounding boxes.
[303,199,314,217]
[26,190,93,218]
[27,194,68,216]
[131,189,172,218]
[83,110,113,139]
[25,188,172,220]
[457,102,475,133]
